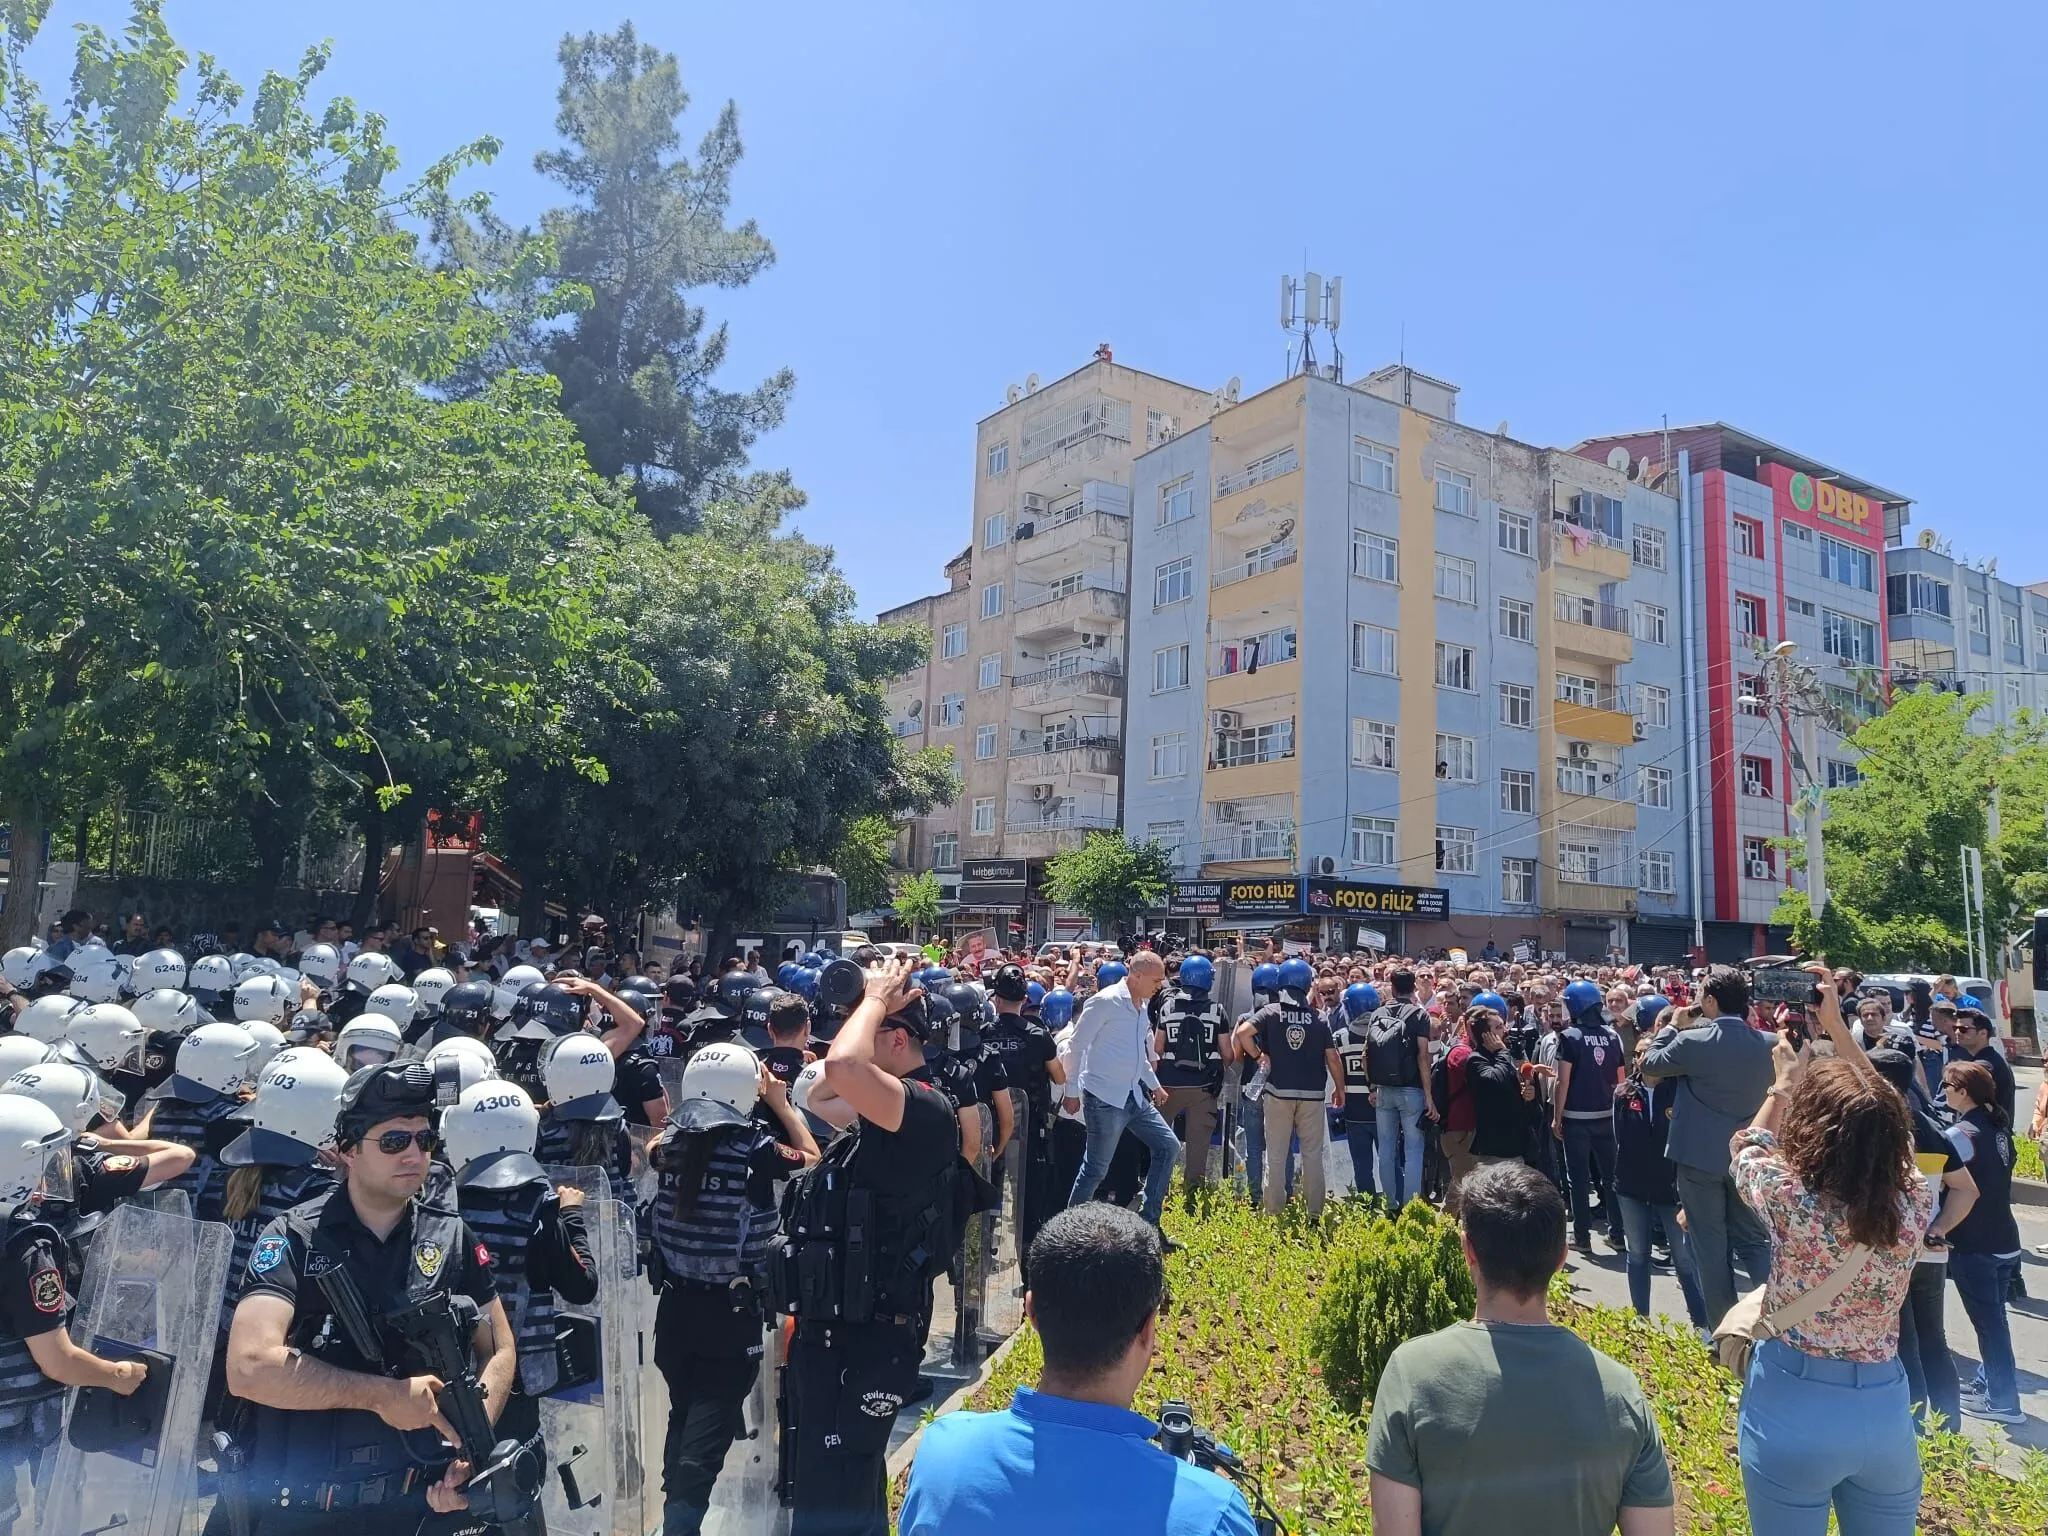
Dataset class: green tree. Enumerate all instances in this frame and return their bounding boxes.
[832,814,899,918]
[1041,833,1174,940]
[893,870,944,942]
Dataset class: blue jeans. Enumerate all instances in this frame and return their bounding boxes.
[1340,1116,1377,1196]
[1375,1087,1425,1206]
[1739,1338,1919,1536]
[1070,1089,1181,1225]
[1614,1195,1707,1326]
[1948,1249,2022,1413]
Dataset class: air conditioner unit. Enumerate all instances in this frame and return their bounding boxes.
[1567,741,1593,760]
[1215,802,1242,822]
[1311,854,1338,877]
[1032,783,1054,802]
[1020,493,1047,515]
[1079,633,1107,649]
[1014,521,1035,540]
[1213,710,1242,731]
[1632,720,1647,741]
[1747,858,1770,880]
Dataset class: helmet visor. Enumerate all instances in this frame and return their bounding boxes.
[341,1043,397,1070]
[34,1144,74,1207]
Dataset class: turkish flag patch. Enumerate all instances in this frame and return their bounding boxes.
[474,1242,491,1268]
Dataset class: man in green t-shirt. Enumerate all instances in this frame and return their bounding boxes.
[1366,1162,1675,1536]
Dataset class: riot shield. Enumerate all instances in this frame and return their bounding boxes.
[1323,1109,1356,1199]
[538,1170,647,1536]
[35,1202,231,1536]
[949,1103,993,1368]
[980,1089,1027,1339]
[701,1305,779,1536]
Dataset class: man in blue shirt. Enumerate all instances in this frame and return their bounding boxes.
[899,1204,1256,1536]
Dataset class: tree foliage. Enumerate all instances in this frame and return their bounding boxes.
[893,870,943,940]
[831,815,899,918]
[1040,833,1174,939]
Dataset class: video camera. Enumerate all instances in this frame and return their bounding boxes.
[1154,1399,1287,1536]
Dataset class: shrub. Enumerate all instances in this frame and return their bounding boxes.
[1305,1199,1474,1413]
[2016,1135,2044,1183]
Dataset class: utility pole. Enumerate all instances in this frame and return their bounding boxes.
[1748,641,1830,922]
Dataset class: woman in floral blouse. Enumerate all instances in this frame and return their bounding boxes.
[1730,978,1934,1536]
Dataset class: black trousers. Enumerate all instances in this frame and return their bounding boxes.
[653,1282,765,1536]
[787,1320,922,1536]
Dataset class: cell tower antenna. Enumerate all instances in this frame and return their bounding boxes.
[1280,264,1344,383]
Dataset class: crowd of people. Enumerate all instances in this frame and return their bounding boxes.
[0,908,2035,1535]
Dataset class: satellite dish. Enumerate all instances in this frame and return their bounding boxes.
[1025,373,1040,392]
[1918,527,1937,549]
[1006,383,1022,404]
[1605,446,1631,473]
[1495,420,1510,437]
[907,699,922,717]
[1635,455,1652,482]
[1226,377,1242,402]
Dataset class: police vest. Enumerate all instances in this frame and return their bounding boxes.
[1260,999,1327,1099]
[221,1164,335,1342]
[493,1037,548,1098]
[146,1092,243,1222]
[1332,1024,1374,1113]
[1156,992,1227,1093]
[456,1175,560,1396]
[650,1121,779,1286]
[0,1218,72,1429]
[535,1116,635,1207]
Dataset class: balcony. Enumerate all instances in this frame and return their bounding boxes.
[1210,719,1296,770]
[1212,540,1297,590]
[1215,446,1299,498]
[1008,732,1122,782]
[1003,791,1118,857]
[1012,508,1130,569]
[1013,580,1127,640]
[1553,594,1634,663]
[1200,821,1297,868]
[1011,659,1123,711]
[1552,757,1638,833]
[1552,697,1637,747]
[1550,514,1633,581]
[1209,629,1297,679]
[890,717,926,739]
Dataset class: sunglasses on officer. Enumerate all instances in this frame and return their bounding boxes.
[367,1128,440,1155]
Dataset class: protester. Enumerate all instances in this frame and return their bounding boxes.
[1611,1031,1707,1329]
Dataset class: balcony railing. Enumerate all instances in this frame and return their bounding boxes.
[1016,572,1126,610]
[1215,446,1299,498]
[1013,508,1130,564]
[1553,509,1626,552]
[1211,721,1296,769]
[1200,823,1298,864]
[1212,542,1298,589]
[1011,661,1123,709]
[1210,629,1297,676]
[1011,729,1120,757]
[890,718,925,738]
[1554,681,1633,713]
[1005,791,1117,831]
[1554,594,1632,632]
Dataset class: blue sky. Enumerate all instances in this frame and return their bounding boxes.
[33,2,2044,616]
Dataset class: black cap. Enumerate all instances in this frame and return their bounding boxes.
[990,963,1028,1002]
[883,994,935,1042]
[1866,1047,1917,1095]
[663,975,698,1007]
[335,1060,436,1144]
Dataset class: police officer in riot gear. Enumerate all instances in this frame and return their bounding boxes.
[421,980,497,1052]
[212,1061,519,1534]
[1331,982,1382,1197]
[1236,958,1344,1219]
[981,965,1062,1264]
[779,960,965,1536]
[140,1020,261,1222]
[1151,954,1233,1208]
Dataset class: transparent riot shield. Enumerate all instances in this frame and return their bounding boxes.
[702,1306,779,1536]
[36,1202,232,1536]
[1323,1108,1356,1200]
[538,1169,647,1536]
[949,1103,993,1368]
[980,1089,1027,1339]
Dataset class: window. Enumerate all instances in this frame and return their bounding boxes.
[1146,411,1177,446]
[1351,438,1396,492]
[1638,684,1670,729]
[1556,672,1599,707]
[1434,464,1475,516]
[1733,516,1763,558]
[1817,534,1874,591]
[1145,821,1186,864]
[1556,755,1601,797]
[1153,557,1193,608]
[1968,601,1988,636]
[971,798,996,835]
[985,442,1008,477]
[1825,761,1863,789]
[1159,475,1195,526]
[1637,765,1672,808]
[1434,733,1477,782]
[1213,718,1295,768]
[1821,608,1879,665]
[1497,509,1533,556]
[1743,837,1775,879]
[1500,768,1535,815]
[1738,674,1766,714]
[1559,842,1604,883]
[977,654,1002,690]
[2006,678,2023,714]
[1434,643,1475,692]
[1783,521,1812,543]
[1499,682,1534,728]
[1634,603,1668,644]
[940,623,967,660]
[982,512,1008,549]
[2036,623,2048,657]
[1351,717,1398,770]
[1632,524,1667,570]
[1640,850,1676,895]
[1215,810,1296,862]
[1827,683,1878,725]
[1352,623,1398,676]
[974,724,997,759]
[937,693,965,728]
[1351,529,1399,583]
[981,583,1004,620]
[1435,825,1476,875]
[1887,572,1952,619]
[1152,644,1190,693]
[1433,553,1478,605]
[1349,816,1396,868]
[1787,597,1815,618]
[2004,611,2024,649]
[1740,755,1773,797]
[1501,857,1536,905]
[1150,731,1189,779]
[1498,596,1534,642]
[932,832,959,870]
[1735,594,1766,637]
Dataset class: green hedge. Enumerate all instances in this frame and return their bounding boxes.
[2017,1135,2044,1184]
[1305,1198,1474,1412]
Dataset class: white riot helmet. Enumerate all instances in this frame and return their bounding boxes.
[232,973,296,1026]
[791,1059,827,1116]
[494,964,546,1019]
[363,984,419,1030]
[221,1049,349,1167]
[129,947,189,993]
[68,947,125,1003]
[243,956,283,979]
[679,1040,761,1116]
[422,1036,500,1098]
[166,1022,261,1099]
[0,1038,52,1081]
[343,951,401,996]
[18,995,81,1045]
[243,1020,287,1076]
[441,1080,541,1173]
[298,943,342,987]
[67,1002,146,1075]
[539,1034,619,1120]
[188,954,236,997]
[225,952,259,981]
[331,1016,404,1072]
[1,948,39,990]
[412,968,457,1010]
[0,1097,71,1214]
[4,1062,112,1135]
[131,988,201,1038]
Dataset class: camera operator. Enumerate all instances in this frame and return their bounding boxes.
[899,1202,1256,1536]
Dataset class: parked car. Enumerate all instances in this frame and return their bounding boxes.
[1862,971,2011,1047]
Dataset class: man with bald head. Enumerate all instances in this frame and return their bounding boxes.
[1065,951,1183,1243]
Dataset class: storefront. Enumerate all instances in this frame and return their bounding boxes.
[1304,877,1450,955]
[1171,875,1453,956]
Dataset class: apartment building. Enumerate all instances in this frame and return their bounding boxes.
[1579,425,1907,958]
[1884,533,2048,727]
[1124,365,1691,961]
[876,548,974,910]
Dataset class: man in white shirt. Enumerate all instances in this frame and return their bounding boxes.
[1065,952,1182,1240]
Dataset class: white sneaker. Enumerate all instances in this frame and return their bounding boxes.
[1963,1400,2027,1426]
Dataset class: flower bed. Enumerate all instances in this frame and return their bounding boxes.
[962,1191,2048,1534]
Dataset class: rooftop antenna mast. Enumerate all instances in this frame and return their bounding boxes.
[1280,268,1343,383]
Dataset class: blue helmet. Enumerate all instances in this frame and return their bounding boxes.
[1025,980,1046,1007]
[1250,962,1281,998]
[1096,961,1128,986]
[1178,955,1215,993]
[776,962,799,988]
[1277,957,1313,996]
[1469,990,1508,1019]
[1562,979,1605,1019]
[1343,982,1381,1021]
[792,966,820,1000]
[1041,988,1075,1027]
[916,967,952,991]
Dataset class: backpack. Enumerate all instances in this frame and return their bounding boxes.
[1367,1003,1427,1087]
